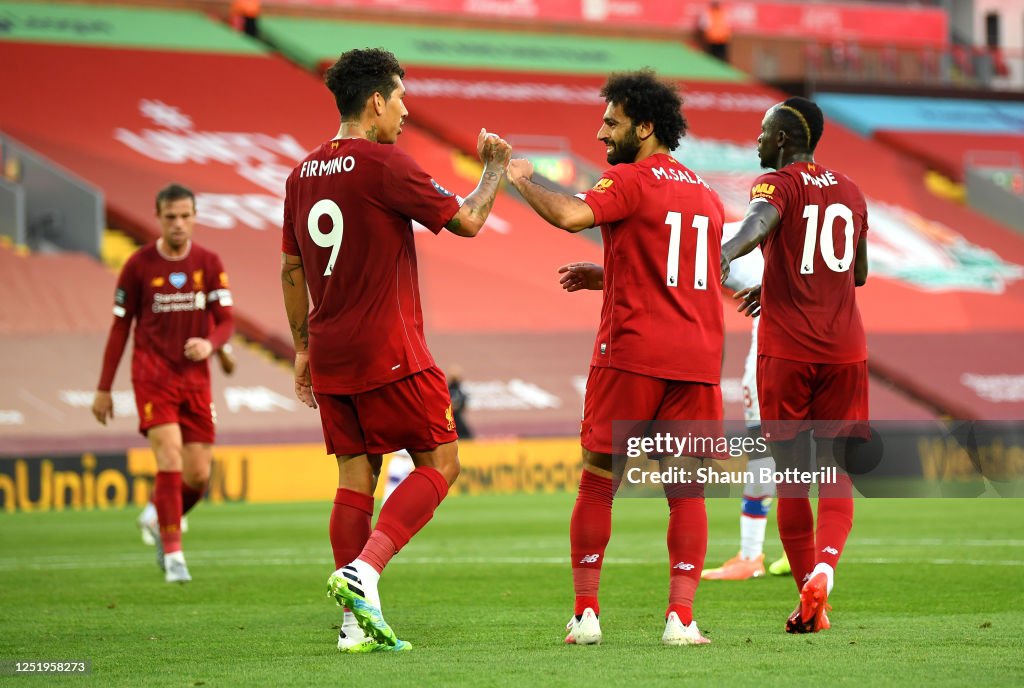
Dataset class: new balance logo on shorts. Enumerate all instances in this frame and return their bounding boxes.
[822,546,839,555]
[578,554,601,565]
[672,562,695,571]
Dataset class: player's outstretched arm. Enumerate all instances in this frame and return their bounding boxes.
[720,201,780,283]
[281,252,317,409]
[445,129,512,237]
[557,262,604,291]
[507,159,595,232]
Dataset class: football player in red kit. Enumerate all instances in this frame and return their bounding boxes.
[508,69,725,647]
[280,48,510,652]
[721,96,869,633]
[93,184,234,584]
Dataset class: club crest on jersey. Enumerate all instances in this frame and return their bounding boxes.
[193,270,204,290]
[169,272,187,289]
[445,404,455,431]
[431,179,455,197]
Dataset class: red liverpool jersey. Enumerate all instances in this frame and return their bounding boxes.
[582,152,724,383]
[282,138,461,395]
[751,161,868,363]
[99,241,233,390]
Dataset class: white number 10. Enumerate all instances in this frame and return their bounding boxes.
[307,199,344,276]
[800,203,854,274]
[665,212,709,290]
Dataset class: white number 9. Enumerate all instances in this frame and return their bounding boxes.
[307,199,344,276]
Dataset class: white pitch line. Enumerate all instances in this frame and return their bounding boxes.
[0,555,1022,572]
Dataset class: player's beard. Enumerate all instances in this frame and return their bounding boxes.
[606,127,642,165]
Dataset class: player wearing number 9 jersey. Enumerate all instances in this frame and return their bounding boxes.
[508,69,723,647]
[721,96,868,635]
[280,47,511,652]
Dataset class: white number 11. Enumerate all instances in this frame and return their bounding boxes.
[665,211,709,290]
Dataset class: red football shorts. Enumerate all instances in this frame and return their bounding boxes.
[316,365,458,456]
[134,381,215,444]
[581,366,723,457]
[756,355,869,442]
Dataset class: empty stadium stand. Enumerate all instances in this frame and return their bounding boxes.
[3,1,1021,451]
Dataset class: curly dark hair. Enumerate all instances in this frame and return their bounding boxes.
[600,69,687,149]
[324,48,406,120]
[777,96,824,153]
[154,183,195,213]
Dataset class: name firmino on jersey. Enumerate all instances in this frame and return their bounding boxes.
[300,156,357,178]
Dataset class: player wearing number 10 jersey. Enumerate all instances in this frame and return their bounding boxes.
[721,97,868,635]
[508,69,724,647]
[280,48,511,652]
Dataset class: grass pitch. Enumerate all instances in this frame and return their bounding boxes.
[2,494,1022,686]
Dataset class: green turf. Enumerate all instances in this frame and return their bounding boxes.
[1,495,1022,686]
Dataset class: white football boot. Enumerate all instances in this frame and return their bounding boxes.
[661,612,710,646]
[564,608,602,645]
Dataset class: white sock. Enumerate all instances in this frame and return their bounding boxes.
[810,562,835,595]
[350,558,382,608]
[740,457,776,559]
[342,610,363,636]
[740,514,768,559]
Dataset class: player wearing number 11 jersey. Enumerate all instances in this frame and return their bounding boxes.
[508,69,724,647]
[281,48,511,652]
[721,97,868,634]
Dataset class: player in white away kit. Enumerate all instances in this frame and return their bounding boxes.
[702,222,790,580]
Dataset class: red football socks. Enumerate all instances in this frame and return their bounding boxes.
[359,466,449,573]
[815,474,854,570]
[570,470,616,617]
[181,481,206,516]
[776,482,815,590]
[358,530,397,574]
[330,488,374,569]
[153,471,183,554]
[666,490,706,625]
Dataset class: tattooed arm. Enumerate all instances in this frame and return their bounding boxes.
[506,159,595,232]
[445,128,512,237]
[281,252,316,409]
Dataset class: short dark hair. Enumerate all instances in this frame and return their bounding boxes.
[324,48,406,120]
[600,69,687,150]
[155,183,195,213]
[777,97,824,152]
